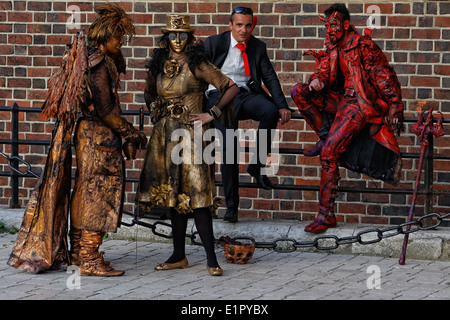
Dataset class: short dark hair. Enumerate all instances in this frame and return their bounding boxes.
[230,7,253,23]
[324,3,350,22]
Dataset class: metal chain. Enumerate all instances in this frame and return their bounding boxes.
[238,212,450,253]
[127,211,449,253]
[0,151,40,178]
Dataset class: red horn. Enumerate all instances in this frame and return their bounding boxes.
[318,14,327,22]
[331,11,343,23]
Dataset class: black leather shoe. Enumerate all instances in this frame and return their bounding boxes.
[223,208,238,223]
[247,165,274,190]
[257,174,275,189]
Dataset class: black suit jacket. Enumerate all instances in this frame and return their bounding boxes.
[204,31,289,111]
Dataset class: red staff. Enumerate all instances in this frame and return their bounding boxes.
[399,108,445,265]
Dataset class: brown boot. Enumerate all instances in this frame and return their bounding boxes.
[70,228,110,266]
[80,258,124,277]
[78,230,124,277]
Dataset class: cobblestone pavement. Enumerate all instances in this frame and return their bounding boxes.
[1,232,449,304]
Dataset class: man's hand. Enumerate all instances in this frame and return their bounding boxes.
[189,113,214,127]
[385,108,401,127]
[279,108,291,125]
[309,78,325,91]
[385,116,399,127]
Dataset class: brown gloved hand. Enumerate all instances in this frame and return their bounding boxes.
[122,130,147,160]
[128,129,147,149]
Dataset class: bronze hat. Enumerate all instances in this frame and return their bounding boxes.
[161,14,195,33]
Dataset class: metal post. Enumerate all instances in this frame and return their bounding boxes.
[422,133,434,227]
[10,103,20,208]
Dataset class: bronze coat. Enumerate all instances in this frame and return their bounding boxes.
[7,34,87,273]
[71,50,136,232]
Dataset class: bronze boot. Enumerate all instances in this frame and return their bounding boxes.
[70,228,110,266]
[78,230,124,277]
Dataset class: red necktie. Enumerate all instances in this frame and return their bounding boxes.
[235,16,257,77]
[236,42,250,77]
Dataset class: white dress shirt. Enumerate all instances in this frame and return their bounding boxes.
[207,33,251,95]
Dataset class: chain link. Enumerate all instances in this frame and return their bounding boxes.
[0,151,40,178]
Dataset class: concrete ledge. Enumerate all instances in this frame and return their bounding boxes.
[2,206,449,261]
[0,206,24,231]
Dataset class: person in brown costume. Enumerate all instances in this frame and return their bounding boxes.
[69,4,146,277]
[8,4,146,277]
[135,15,239,276]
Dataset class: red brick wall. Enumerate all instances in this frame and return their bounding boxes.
[0,1,449,226]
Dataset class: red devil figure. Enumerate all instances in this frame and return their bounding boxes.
[291,3,404,233]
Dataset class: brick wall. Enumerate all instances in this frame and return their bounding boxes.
[0,1,449,226]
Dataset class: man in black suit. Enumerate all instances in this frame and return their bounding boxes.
[204,7,291,222]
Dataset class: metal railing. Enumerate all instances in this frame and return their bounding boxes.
[1,103,449,225]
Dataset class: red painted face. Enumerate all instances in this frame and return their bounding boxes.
[324,12,346,45]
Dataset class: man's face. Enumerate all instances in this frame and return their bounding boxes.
[229,13,253,43]
[325,13,346,45]
[168,32,189,54]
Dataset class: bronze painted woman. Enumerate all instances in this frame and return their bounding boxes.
[136,15,239,276]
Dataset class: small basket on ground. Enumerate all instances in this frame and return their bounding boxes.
[219,236,255,264]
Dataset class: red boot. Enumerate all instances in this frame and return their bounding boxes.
[305,171,339,233]
[304,214,337,233]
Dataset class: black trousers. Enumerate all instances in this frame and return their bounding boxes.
[205,90,279,211]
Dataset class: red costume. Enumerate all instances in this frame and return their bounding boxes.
[292,7,404,233]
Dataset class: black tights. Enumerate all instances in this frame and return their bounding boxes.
[166,207,219,268]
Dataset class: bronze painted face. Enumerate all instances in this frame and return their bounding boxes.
[168,32,189,54]
[324,12,345,45]
[103,31,125,55]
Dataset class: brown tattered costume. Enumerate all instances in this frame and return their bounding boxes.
[8,4,142,276]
